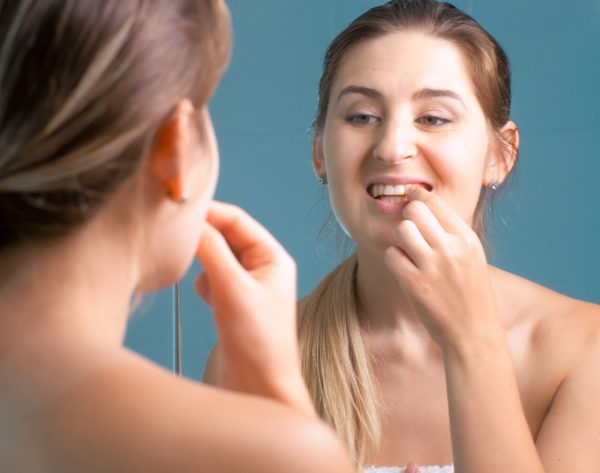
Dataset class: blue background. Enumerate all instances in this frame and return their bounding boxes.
[124,0,600,380]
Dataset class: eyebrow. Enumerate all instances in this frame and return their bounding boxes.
[413,88,466,107]
[335,85,466,108]
[335,85,382,105]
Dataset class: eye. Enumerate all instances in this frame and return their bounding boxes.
[346,113,380,126]
[416,115,450,126]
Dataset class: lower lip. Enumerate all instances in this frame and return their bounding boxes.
[367,192,409,214]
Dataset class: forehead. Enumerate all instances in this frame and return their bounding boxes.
[332,31,477,101]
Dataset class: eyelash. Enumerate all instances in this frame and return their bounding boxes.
[345,113,452,127]
[345,114,380,126]
[416,115,451,126]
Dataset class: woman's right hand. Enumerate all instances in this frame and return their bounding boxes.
[195,201,314,417]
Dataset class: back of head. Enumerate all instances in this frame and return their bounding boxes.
[0,0,230,250]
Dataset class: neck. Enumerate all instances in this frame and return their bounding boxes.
[0,217,139,350]
[355,248,519,338]
[355,248,424,334]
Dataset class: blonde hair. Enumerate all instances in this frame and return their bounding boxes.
[301,0,516,468]
[299,255,380,468]
[0,0,230,249]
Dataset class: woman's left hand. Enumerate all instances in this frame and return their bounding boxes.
[384,186,503,350]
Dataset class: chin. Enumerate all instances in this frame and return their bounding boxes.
[137,254,195,293]
[350,232,393,259]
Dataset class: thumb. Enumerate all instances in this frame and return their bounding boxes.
[196,223,248,301]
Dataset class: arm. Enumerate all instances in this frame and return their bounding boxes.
[195,202,316,417]
[22,201,352,473]
[443,318,600,473]
[443,334,544,472]
[143,201,348,472]
[535,315,600,472]
[384,187,548,473]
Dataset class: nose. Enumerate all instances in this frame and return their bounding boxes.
[372,119,417,164]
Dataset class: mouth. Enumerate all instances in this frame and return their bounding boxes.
[367,182,433,202]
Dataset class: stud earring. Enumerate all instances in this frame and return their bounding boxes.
[319,174,328,185]
[174,193,189,204]
[489,180,500,191]
[167,188,189,204]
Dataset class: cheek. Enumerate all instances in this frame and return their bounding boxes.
[322,124,368,183]
[431,127,483,167]
[428,134,489,218]
[322,134,362,234]
[436,141,485,181]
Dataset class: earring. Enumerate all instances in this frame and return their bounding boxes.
[174,193,189,204]
[489,180,499,191]
[319,174,328,185]
[167,188,189,204]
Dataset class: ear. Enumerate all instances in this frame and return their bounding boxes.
[312,136,326,179]
[485,120,519,186]
[150,99,196,202]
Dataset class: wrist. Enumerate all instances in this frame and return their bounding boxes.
[268,371,317,419]
[441,328,509,368]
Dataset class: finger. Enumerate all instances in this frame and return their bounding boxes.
[384,245,419,284]
[402,199,447,249]
[406,186,468,235]
[394,219,432,269]
[196,222,249,301]
[206,201,288,272]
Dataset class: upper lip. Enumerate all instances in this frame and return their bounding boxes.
[366,175,433,195]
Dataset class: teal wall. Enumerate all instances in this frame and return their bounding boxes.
[125,1,600,379]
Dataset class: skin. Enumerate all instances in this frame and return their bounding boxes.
[311,31,600,472]
[0,96,354,471]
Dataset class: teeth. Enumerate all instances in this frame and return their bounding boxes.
[370,183,407,198]
[379,195,404,203]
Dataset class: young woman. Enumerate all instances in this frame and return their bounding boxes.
[298,1,600,471]
[0,1,354,472]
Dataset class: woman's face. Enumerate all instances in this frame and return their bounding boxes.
[314,31,501,254]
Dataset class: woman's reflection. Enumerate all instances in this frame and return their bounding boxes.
[297,1,600,472]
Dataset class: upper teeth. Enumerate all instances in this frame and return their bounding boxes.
[370,184,406,198]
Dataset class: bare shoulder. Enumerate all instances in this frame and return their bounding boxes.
[526,277,600,346]
[494,265,600,359]
[43,349,352,473]
[516,280,600,470]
